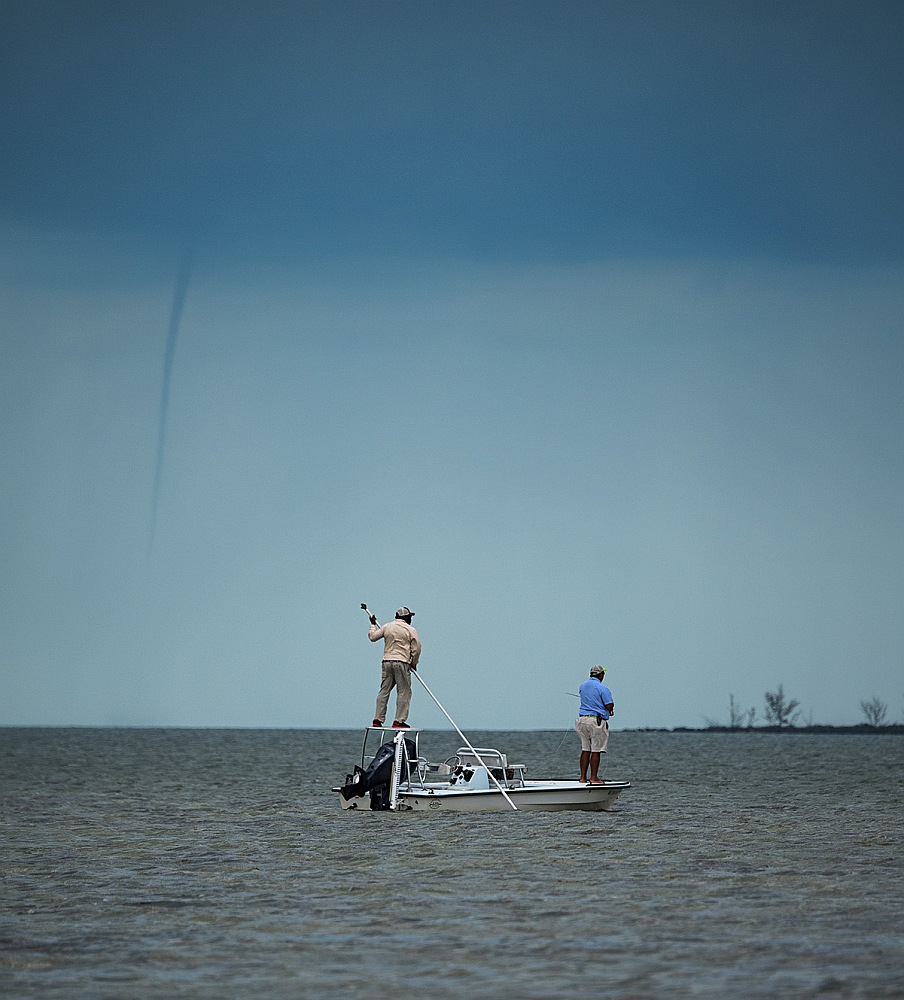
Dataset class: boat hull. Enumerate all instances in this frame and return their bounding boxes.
[399,780,629,812]
[338,780,630,812]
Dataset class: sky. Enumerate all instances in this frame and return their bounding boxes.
[2,1,902,732]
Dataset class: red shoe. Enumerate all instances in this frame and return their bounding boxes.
[391,721,410,729]
[372,719,382,727]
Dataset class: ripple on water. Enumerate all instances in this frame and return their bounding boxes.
[2,728,903,998]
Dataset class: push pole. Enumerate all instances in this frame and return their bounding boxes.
[360,604,518,811]
[409,669,518,811]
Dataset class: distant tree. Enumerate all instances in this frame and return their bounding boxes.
[703,694,757,729]
[860,697,887,727]
[728,694,756,729]
[764,685,800,727]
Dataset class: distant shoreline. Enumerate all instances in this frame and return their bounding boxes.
[1,724,903,734]
[626,724,904,735]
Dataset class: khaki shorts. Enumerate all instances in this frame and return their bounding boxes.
[575,715,610,753]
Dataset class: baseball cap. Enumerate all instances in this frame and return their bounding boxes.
[590,664,606,676]
[396,607,415,618]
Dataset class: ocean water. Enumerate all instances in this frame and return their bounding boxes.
[2,727,902,999]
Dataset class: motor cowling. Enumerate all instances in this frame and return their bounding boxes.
[340,739,417,809]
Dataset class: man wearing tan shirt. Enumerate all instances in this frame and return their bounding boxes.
[368,607,421,728]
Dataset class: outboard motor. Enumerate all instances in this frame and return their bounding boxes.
[340,738,417,810]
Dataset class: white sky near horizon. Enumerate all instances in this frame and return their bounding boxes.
[1,2,902,731]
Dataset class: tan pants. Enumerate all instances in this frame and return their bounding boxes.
[375,660,412,723]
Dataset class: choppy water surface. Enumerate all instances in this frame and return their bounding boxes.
[2,727,902,998]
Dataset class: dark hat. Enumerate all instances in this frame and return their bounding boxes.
[396,607,414,618]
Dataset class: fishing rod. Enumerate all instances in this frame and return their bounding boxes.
[360,603,518,810]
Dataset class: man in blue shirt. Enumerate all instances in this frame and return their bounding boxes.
[575,664,615,784]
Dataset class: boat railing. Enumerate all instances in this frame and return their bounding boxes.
[447,748,529,789]
[362,727,422,770]
[382,739,530,792]
[409,758,453,786]
[454,747,508,769]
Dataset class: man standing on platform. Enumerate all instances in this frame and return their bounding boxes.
[368,606,421,729]
[575,664,615,784]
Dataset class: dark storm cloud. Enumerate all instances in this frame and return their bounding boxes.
[2,0,903,261]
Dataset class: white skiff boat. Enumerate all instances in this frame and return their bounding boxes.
[334,727,630,813]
